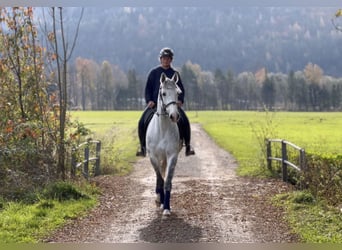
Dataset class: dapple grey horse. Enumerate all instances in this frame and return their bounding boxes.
[146,72,183,216]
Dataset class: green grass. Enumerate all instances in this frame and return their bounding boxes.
[190,111,342,176]
[70,110,342,176]
[273,191,342,243]
[0,199,96,243]
[71,111,141,175]
[0,182,98,243]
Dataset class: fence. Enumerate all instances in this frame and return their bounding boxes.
[266,139,306,184]
[71,139,101,179]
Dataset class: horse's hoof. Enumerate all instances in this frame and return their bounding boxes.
[162,209,171,216]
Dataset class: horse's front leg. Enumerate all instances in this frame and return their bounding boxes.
[150,157,165,209]
[163,155,178,216]
[155,171,164,208]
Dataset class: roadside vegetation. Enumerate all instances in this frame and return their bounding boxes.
[0,181,98,243]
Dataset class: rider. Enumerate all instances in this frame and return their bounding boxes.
[136,47,195,157]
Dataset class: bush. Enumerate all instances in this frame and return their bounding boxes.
[291,191,315,204]
[304,153,342,205]
[42,181,89,201]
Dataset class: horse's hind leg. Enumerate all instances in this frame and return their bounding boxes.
[155,172,164,208]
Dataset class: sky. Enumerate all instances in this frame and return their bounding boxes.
[2,0,342,7]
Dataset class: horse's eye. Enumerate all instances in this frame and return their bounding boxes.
[162,92,166,96]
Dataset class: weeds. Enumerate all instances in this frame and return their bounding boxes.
[250,108,279,176]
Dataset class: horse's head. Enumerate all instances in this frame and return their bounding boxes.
[159,72,182,122]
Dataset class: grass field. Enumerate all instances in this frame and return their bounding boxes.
[71,110,342,176]
[71,111,141,175]
[190,111,342,175]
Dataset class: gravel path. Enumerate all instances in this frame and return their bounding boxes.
[44,124,299,243]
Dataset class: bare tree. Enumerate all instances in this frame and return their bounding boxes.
[47,7,84,179]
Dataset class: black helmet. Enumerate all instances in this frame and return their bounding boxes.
[159,47,174,59]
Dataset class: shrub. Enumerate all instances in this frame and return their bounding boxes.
[42,181,89,201]
[304,153,342,205]
[291,191,315,204]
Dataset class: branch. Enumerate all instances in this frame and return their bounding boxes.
[66,7,84,61]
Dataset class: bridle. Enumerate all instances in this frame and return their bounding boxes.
[157,85,178,118]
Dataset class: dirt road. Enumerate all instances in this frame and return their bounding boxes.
[45,124,299,243]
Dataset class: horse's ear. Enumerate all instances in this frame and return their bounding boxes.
[160,72,167,84]
[172,72,179,84]
[175,84,182,95]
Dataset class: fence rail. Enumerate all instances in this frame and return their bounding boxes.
[71,139,101,179]
[266,139,306,183]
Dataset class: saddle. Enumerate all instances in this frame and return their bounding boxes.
[143,107,185,142]
[143,108,156,133]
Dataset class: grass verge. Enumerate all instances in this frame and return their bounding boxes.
[0,181,98,243]
[273,191,342,243]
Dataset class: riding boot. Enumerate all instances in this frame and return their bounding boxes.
[178,108,195,156]
[185,144,195,156]
[136,146,146,157]
[136,107,155,157]
[136,110,147,157]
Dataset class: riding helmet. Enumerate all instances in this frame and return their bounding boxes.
[159,47,174,59]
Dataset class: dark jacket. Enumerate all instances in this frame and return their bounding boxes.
[145,66,185,104]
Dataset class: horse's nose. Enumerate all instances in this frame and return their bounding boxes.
[169,112,179,123]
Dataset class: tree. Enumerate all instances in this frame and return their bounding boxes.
[98,60,114,110]
[121,69,141,109]
[46,7,84,179]
[235,72,257,110]
[111,64,128,109]
[181,61,201,110]
[287,70,297,110]
[198,71,216,109]
[75,57,98,110]
[214,69,226,109]
[225,70,235,110]
[331,83,342,109]
[0,7,39,119]
[0,7,62,193]
[304,62,323,85]
[294,73,309,111]
[261,75,275,110]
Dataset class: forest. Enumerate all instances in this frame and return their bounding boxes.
[56,7,342,111]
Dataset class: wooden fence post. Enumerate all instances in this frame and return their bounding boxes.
[281,140,288,182]
[84,146,89,179]
[95,141,101,176]
[71,147,76,177]
[266,139,272,171]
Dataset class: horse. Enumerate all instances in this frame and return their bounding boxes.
[145,72,183,216]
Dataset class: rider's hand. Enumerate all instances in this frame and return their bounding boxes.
[177,101,183,107]
[148,101,155,108]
